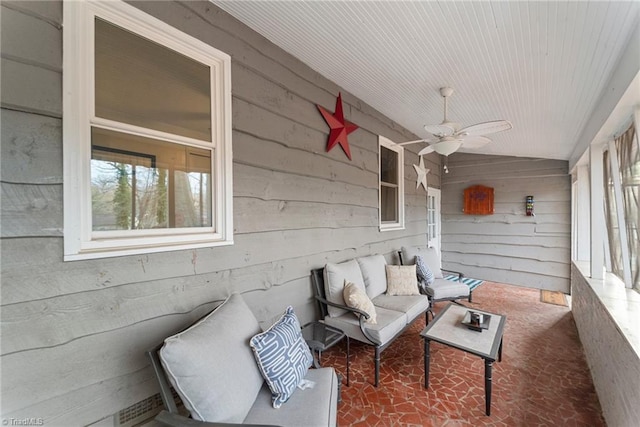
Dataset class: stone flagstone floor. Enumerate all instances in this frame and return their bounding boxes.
[319,281,605,426]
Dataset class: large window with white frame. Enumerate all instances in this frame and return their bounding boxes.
[379,136,405,231]
[63,0,233,260]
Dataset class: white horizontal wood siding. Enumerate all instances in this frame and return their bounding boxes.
[441,153,571,292]
[571,264,640,426]
[0,1,438,424]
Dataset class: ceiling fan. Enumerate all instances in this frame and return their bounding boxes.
[399,87,512,157]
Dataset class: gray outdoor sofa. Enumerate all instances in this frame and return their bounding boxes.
[311,254,430,387]
[147,293,338,427]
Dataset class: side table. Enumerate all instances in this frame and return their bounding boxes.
[301,321,349,386]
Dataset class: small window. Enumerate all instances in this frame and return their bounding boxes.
[63,1,232,260]
[379,136,405,231]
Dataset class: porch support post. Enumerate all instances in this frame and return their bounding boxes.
[590,144,605,280]
[575,165,591,262]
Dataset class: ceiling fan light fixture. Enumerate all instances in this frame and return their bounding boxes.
[432,139,462,156]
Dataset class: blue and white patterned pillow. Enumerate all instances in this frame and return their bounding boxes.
[250,306,313,408]
[415,255,435,285]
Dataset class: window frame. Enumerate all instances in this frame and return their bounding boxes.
[572,114,639,293]
[603,124,639,289]
[63,0,233,261]
[378,136,405,231]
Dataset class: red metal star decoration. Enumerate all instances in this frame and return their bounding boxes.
[317,92,358,160]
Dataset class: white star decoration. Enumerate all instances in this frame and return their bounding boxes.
[413,156,430,191]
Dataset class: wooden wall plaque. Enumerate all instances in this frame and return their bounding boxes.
[464,185,494,215]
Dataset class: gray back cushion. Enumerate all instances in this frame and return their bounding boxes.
[324,259,365,317]
[159,293,264,423]
[401,246,444,278]
[356,254,388,299]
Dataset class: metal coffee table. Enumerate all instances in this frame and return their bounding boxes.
[420,303,506,416]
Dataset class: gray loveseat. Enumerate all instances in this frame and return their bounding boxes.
[147,293,338,427]
[311,254,430,387]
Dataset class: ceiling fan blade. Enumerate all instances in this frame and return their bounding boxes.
[457,120,512,136]
[460,135,492,149]
[397,139,428,146]
[417,145,435,156]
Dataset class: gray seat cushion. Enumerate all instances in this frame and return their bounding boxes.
[244,368,338,427]
[324,306,407,345]
[372,294,429,323]
[425,278,470,300]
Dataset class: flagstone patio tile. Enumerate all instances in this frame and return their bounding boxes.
[320,281,605,426]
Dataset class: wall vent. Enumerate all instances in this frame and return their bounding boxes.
[115,393,163,427]
[115,388,182,427]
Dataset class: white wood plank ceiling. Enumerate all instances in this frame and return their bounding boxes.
[212,0,639,160]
